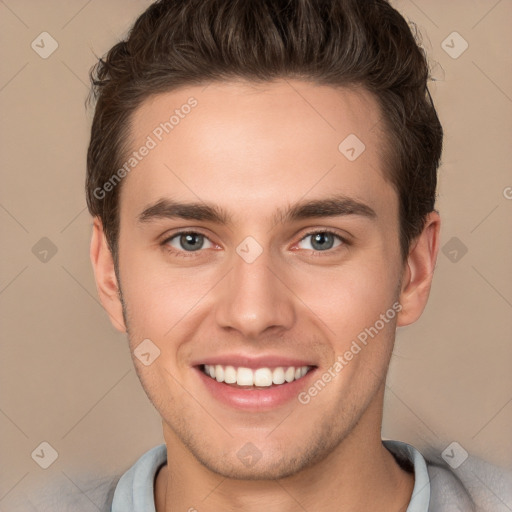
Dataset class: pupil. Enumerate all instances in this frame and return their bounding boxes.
[312,233,333,251]
[181,233,203,251]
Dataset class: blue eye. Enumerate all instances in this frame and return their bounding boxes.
[298,230,345,252]
[165,232,214,253]
[161,229,348,259]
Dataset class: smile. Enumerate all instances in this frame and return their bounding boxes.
[201,364,312,387]
[194,356,318,410]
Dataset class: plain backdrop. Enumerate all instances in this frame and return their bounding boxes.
[0,0,511,508]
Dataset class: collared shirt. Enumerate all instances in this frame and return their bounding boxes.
[110,440,475,511]
[10,439,511,510]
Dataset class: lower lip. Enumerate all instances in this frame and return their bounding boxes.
[195,366,317,411]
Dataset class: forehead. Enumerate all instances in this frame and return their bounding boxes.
[121,79,396,224]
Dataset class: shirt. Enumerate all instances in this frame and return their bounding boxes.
[110,440,476,511]
[8,439,510,511]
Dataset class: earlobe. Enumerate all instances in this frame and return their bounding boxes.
[397,211,441,327]
[90,218,127,333]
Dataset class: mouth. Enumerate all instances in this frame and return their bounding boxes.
[200,363,314,388]
[194,361,318,410]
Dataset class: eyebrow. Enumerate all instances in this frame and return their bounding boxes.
[137,194,377,226]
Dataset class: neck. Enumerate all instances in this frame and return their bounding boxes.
[155,388,414,512]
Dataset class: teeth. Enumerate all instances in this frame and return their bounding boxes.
[224,365,237,383]
[237,367,254,386]
[215,365,224,382]
[203,364,311,386]
[272,367,285,385]
[254,368,273,387]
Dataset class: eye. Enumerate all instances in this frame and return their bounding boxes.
[296,230,345,252]
[163,231,214,255]
[161,228,348,259]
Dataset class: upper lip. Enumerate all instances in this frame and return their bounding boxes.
[191,354,317,369]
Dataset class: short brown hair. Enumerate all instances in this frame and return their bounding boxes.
[86,0,443,262]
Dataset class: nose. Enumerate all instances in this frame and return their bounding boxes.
[214,245,296,340]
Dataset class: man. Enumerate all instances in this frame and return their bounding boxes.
[85,0,482,510]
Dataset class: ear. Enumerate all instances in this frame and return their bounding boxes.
[397,211,441,327]
[90,217,127,333]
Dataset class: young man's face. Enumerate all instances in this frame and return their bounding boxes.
[92,80,438,479]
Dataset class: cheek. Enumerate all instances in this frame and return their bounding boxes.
[294,261,400,401]
[119,236,208,300]
[289,256,400,340]
[117,241,209,332]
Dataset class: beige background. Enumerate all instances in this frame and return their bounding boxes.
[0,0,511,508]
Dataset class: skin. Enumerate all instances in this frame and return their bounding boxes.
[90,79,440,511]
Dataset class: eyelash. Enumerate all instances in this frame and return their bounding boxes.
[160,229,350,258]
